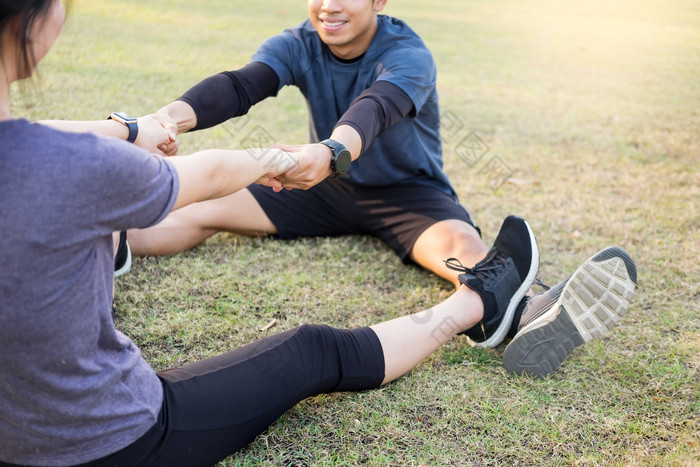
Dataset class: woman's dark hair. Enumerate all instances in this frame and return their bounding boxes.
[0,0,60,76]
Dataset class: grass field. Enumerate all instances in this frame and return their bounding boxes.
[11,0,699,465]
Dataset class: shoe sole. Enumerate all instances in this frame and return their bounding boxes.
[114,240,132,278]
[502,247,637,377]
[477,218,540,348]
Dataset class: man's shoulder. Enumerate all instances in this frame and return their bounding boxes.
[370,16,432,58]
[378,16,420,36]
[257,19,321,60]
[366,16,434,74]
[376,16,427,47]
[272,19,320,48]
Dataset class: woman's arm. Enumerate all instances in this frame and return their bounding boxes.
[168,147,299,211]
[38,116,174,155]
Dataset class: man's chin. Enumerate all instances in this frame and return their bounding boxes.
[318,34,351,48]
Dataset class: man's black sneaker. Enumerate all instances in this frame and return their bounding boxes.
[114,231,132,277]
[445,215,539,348]
[503,246,637,378]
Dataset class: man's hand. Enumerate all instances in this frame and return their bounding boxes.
[272,143,333,191]
[250,148,302,190]
[134,116,177,156]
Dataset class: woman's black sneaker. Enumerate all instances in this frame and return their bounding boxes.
[445,215,539,348]
[114,231,132,277]
[503,246,637,378]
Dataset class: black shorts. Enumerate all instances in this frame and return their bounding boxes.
[249,180,479,262]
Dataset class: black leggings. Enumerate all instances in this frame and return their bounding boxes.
[3,325,385,467]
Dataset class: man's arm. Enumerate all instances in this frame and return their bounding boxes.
[274,80,414,190]
[152,62,280,155]
[334,80,414,154]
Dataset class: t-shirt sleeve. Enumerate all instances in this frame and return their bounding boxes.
[374,47,437,116]
[250,29,305,91]
[335,81,414,154]
[75,134,180,233]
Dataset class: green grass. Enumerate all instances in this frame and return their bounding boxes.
[12,0,700,465]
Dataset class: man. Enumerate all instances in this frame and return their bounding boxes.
[123,0,636,371]
[134,0,486,283]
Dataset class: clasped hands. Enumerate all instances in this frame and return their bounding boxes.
[137,114,333,192]
[264,143,333,192]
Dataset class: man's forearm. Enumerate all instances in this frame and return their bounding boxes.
[329,124,363,161]
[154,101,198,134]
[174,63,279,132]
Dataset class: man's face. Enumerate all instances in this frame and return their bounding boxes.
[307,0,387,59]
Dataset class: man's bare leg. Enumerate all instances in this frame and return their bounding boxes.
[131,204,492,289]
[128,188,276,256]
[128,191,508,296]
[410,219,489,289]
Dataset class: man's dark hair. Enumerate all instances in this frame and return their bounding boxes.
[0,0,64,76]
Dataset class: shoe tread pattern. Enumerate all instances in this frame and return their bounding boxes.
[503,308,585,378]
[567,257,635,342]
[503,247,636,378]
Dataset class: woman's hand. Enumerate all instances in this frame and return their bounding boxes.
[134,116,177,156]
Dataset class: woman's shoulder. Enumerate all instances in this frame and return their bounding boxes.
[2,118,97,148]
[1,119,155,183]
[5,119,136,156]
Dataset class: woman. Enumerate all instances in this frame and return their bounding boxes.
[0,1,636,466]
[0,2,487,465]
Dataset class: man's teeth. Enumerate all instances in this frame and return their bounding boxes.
[325,21,345,26]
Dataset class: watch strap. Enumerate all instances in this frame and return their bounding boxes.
[108,112,139,143]
[319,138,344,154]
[319,139,351,178]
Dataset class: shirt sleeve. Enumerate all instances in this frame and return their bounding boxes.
[250,27,310,91]
[177,62,279,131]
[373,46,437,115]
[79,135,181,233]
[334,80,414,154]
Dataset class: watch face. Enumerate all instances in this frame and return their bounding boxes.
[112,112,137,124]
[334,150,352,174]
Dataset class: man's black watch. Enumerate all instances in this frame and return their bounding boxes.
[319,139,351,178]
[108,112,139,143]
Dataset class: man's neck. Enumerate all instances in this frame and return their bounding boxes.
[329,51,365,64]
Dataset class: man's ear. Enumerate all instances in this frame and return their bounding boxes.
[373,0,388,13]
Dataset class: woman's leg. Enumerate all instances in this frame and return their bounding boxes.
[83,286,482,467]
[372,285,483,383]
[81,324,384,467]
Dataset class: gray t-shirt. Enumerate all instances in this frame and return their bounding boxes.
[0,120,179,466]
